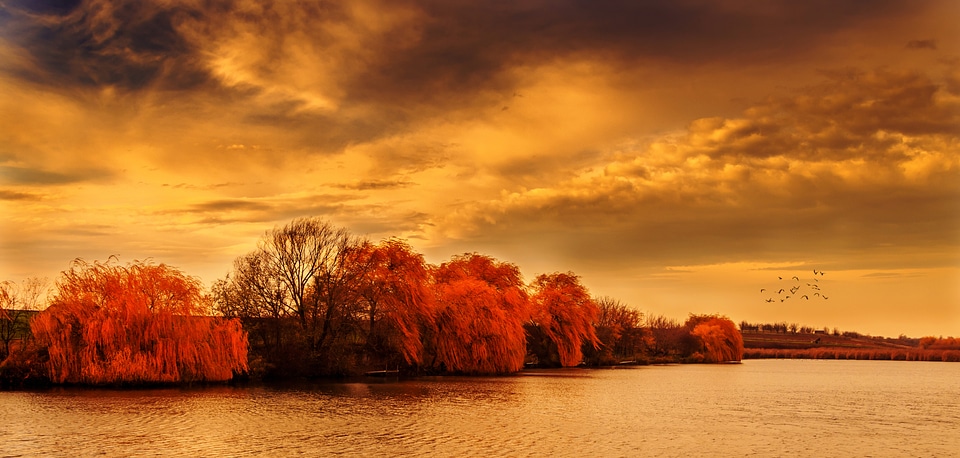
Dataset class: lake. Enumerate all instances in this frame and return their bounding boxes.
[2,359,959,456]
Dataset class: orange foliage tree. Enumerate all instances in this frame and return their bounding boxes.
[529,272,600,367]
[354,239,435,365]
[31,259,248,385]
[428,254,531,374]
[687,315,743,363]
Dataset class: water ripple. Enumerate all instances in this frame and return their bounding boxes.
[2,361,960,456]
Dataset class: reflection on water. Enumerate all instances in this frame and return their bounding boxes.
[2,360,959,456]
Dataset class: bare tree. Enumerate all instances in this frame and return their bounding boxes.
[212,218,372,374]
[0,277,48,359]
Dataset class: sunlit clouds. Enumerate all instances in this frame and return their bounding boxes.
[1,0,958,337]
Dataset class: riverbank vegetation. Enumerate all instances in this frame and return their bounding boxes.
[4,217,741,387]
[740,323,960,362]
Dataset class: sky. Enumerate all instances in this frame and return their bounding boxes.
[1,0,958,338]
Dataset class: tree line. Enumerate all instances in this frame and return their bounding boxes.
[1,217,743,386]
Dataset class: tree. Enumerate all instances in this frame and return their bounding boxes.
[261,217,366,350]
[213,218,372,376]
[583,297,650,366]
[354,239,435,366]
[647,314,687,357]
[529,272,600,367]
[0,277,47,360]
[428,253,531,374]
[31,259,248,385]
[687,315,743,363]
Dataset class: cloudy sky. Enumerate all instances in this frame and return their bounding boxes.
[2,0,958,337]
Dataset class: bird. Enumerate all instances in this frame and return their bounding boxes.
[792,276,800,281]
[814,292,821,297]
[766,298,775,303]
[778,276,783,280]
[778,288,785,294]
[822,296,829,299]
[801,295,809,300]
[813,269,818,275]
[760,288,766,292]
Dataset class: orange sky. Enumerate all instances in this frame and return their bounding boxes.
[1,0,958,338]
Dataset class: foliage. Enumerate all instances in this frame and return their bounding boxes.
[355,239,435,366]
[213,217,369,377]
[688,315,743,363]
[31,259,248,385]
[428,253,531,374]
[647,314,690,358]
[0,278,47,360]
[529,273,600,367]
[919,336,960,350]
[744,347,960,362]
[582,297,651,366]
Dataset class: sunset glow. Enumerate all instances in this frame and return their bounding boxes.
[1,0,958,337]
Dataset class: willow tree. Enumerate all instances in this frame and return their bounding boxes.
[687,315,743,363]
[354,239,434,366]
[529,272,600,367]
[429,253,531,374]
[31,259,248,385]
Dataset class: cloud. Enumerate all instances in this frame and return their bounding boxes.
[0,0,929,157]
[1,0,211,91]
[333,179,415,191]
[0,165,114,185]
[0,189,41,200]
[431,68,960,270]
[906,39,937,50]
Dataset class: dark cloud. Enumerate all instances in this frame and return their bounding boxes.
[688,69,959,163]
[0,189,41,201]
[167,194,370,226]
[343,0,916,108]
[4,0,83,15]
[333,179,415,191]
[189,199,273,213]
[906,39,937,50]
[2,0,924,109]
[1,0,210,91]
[0,165,113,185]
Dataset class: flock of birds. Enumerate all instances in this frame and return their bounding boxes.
[761,269,830,303]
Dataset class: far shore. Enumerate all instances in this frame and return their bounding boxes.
[741,330,960,362]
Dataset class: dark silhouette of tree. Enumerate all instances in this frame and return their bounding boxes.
[0,278,47,360]
[529,272,599,367]
[648,314,687,357]
[31,259,248,385]
[428,253,531,374]
[582,296,651,366]
[213,217,372,376]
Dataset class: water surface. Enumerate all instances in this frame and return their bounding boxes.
[2,360,958,456]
